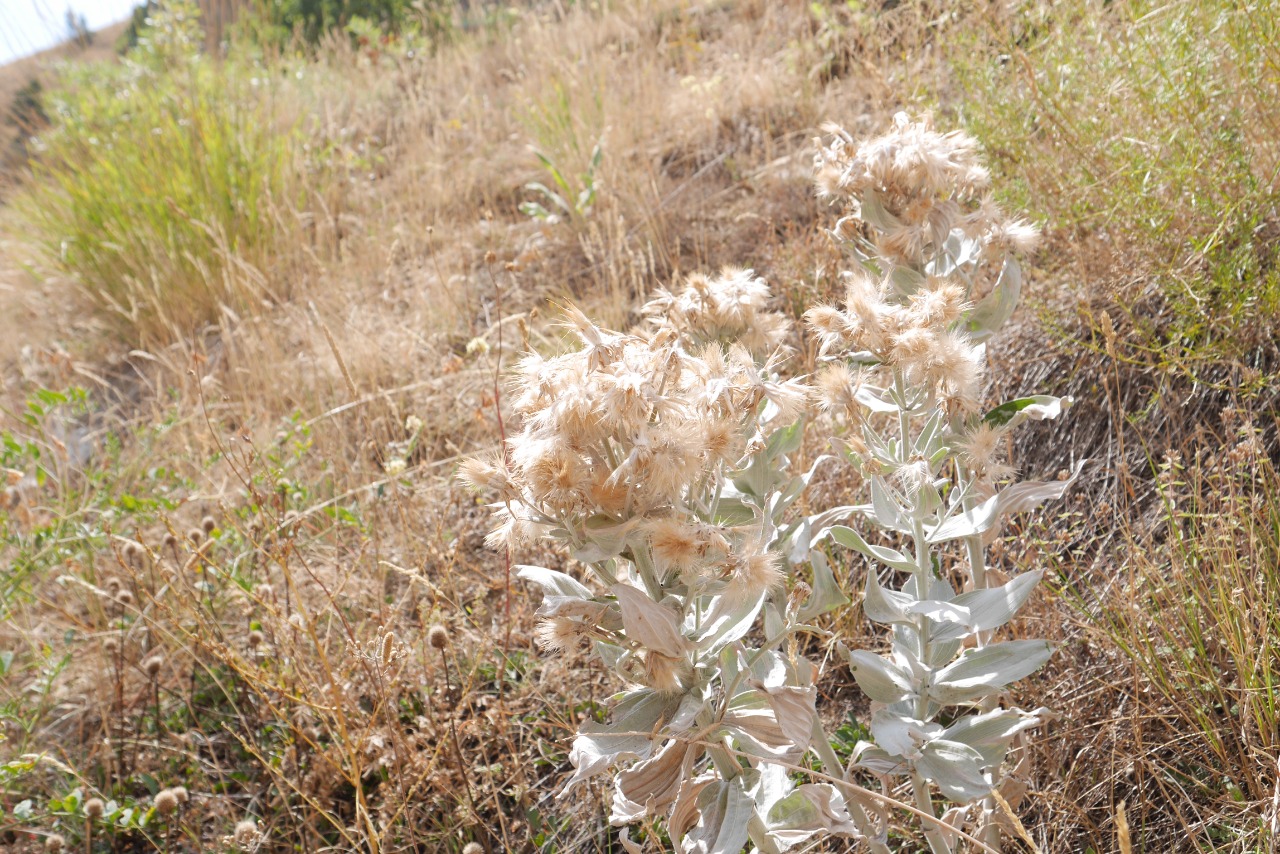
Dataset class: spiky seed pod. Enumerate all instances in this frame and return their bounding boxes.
[201,516,217,535]
[143,655,164,678]
[85,797,105,819]
[155,788,179,816]
[427,625,449,650]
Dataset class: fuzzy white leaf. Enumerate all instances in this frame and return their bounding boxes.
[933,571,1044,642]
[845,650,915,705]
[517,565,593,602]
[755,682,818,752]
[681,779,755,854]
[929,640,1054,705]
[927,461,1085,543]
[765,784,862,845]
[830,526,917,574]
[797,552,850,621]
[870,709,941,757]
[966,257,1021,342]
[611,739,695,824]
[916,739,993,803]
[612,584,690,659]
[983,394,1072,429]
[941,706,1049,767]
[561,689,674,794]
[694,589,765,654]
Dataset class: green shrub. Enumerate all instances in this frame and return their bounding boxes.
[20,0,306,346]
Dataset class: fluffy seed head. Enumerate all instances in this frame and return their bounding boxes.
[201,516,217,535]
[143,655,164,678]
[248,630,264,648]
[155,788,179,815]
[233,819,260,846]
[186,528,204,544]
[45,834,65,853]
[170,786,190,803]
[85,797,105,819]
[428,625,449,650]
[463,844,484,854]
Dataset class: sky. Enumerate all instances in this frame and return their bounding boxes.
[0,0,140,65]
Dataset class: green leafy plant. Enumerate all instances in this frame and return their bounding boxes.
[519,140,603,224]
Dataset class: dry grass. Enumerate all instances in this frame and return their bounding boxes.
[0,0,1276,851]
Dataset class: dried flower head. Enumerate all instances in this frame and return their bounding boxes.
[143,655,164,678]
[155,788,179,815]
[233,819,261,847]
[248,630,264,648]
[85,797,105,819]
[45,834,65,853]
[462,844,483,854]
[427,625,449,650]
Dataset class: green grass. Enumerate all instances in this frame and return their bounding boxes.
[18,1,307,347]
[940,0,1280,364]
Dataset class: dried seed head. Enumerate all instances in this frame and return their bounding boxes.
[644,652,691,694]
[85,797,105,818]
[233,819,260,847]
[463,845,483,854]
[123,541,141,564]
[186,528,204,544]
[380,632,396,666]
[143,655,164,678]
[103,636,120,654]
[45,834,66,853]
[534,616,584,653]
[155,788,179,815]
[116,589,135,607]
[163,532,177,549]
[427,625,449,650]
[248,630,264,648]
[106,576,122,594]
[170,785,190,803]
[201,516,217,535]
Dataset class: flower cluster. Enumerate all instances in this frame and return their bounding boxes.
[641,267,792,356]
[814,113,1038,302]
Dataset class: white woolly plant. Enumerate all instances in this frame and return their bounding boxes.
[461,271,888,853]
[802,113,1081,852]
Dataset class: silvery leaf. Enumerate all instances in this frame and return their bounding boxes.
[681,779,755,854]
[862,570,913,626]
[929,640,1054,705]
[871,476,913,533]
[765,784,862,846]
[941,706,1050,768]
[830,526,918,574]
[517,565,593,604]
[853,742,909,776]
[870,709,941,757]
[926,461,1086,543]
[694,589,766,655]
[916,738,992,803]
[669,774,720,841]
[612,584,690,659]
[561,689,675,794]
[573,516,641,563]
[966,256,1021,342]
[845,650,914,705]
[932,571,1044,642]
[797,552,850,621]
[854,384,901,413]
[983,394,1071,429]
[611,738,696,824]
[754,682,817,752]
